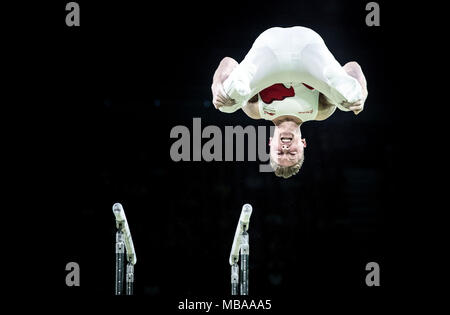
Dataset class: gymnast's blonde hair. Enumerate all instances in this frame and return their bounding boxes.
[270,154,304,179]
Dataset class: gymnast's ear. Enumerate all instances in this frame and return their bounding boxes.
[269,137,273,145]
[301,138,307,148]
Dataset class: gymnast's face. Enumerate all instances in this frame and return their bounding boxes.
[269,122,306,167]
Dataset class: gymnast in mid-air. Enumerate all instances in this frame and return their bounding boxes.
[211,26,368,178]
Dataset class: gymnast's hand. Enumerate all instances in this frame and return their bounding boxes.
[211,82,236,109]
[211,57,240,109]
[342,61,368,115]
[341,92,367,115]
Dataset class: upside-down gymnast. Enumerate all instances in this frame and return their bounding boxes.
[211,26,368,178]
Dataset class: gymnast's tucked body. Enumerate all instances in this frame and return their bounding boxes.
[211,26,368,178]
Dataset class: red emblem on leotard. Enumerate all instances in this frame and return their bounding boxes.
[259,84,295,104]
[302,83,314,90]
[259,83,314,104]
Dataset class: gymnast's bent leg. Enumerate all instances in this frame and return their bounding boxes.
[220,26,363,113]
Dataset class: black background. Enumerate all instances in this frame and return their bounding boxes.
[7,0,436,312]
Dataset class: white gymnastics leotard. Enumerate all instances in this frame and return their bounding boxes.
[220,26,363,119]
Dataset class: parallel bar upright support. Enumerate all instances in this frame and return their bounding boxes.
[115,230,125,295]
[240,232,249,295]
[231,263,239,295]
[126,263,134,295]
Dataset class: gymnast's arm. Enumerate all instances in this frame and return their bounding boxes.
[241,95,261,119]
[211,57,239,109]
[315,61,368,116]
[315,61,368,119]
[340,61,368,115]
[315,94,337,121]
